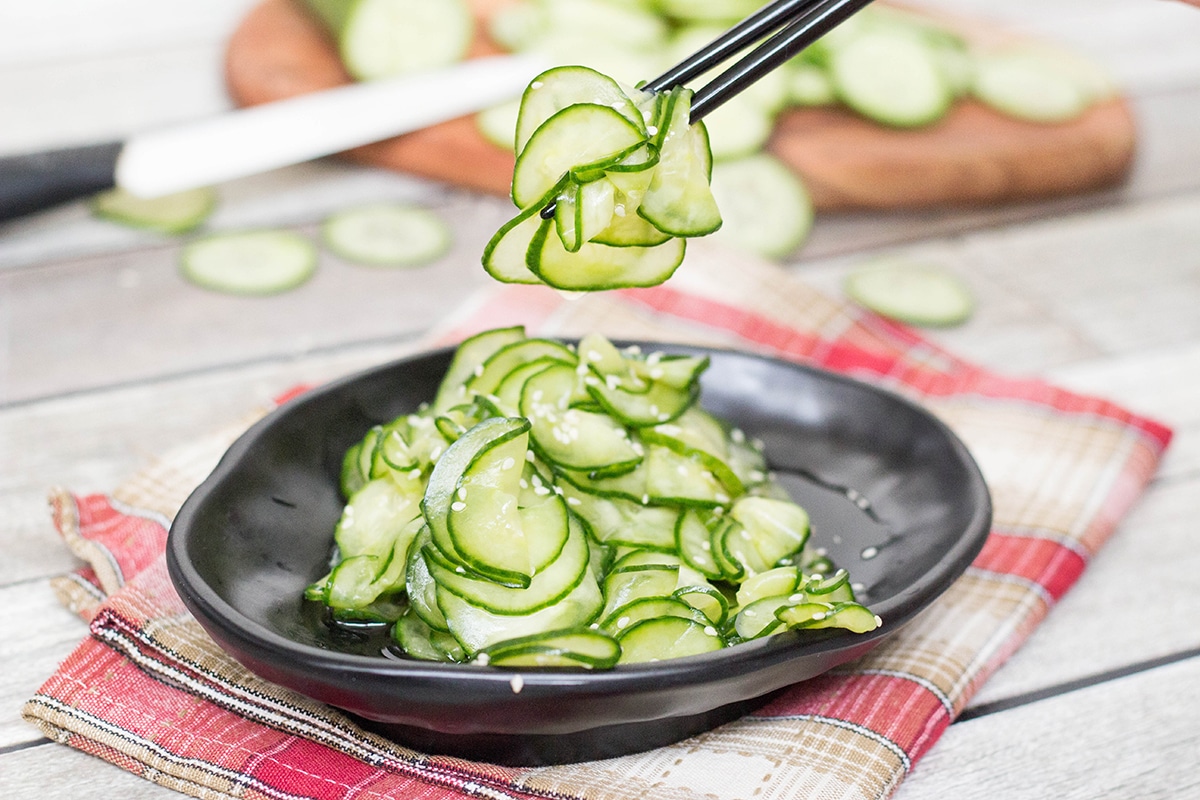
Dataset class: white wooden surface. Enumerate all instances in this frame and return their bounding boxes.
[3,1,1200,798]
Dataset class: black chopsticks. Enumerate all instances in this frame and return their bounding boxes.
[645,0,877,121]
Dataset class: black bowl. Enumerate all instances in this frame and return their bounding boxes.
[167,342,991,765]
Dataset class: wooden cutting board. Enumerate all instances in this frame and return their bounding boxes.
[224,0,1136,210]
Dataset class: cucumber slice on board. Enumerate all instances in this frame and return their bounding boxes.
[179,230,316,295]
[829,28,952,127]
[844,258,975,327]
[300,0,473,81]
[971,44,1105,123]
[708,154,813,259]
[321,203,451,267]
[91,186,216,234]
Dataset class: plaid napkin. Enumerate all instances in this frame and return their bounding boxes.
[24,245,1170,800]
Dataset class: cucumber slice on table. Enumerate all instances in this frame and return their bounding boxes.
[91,186,216,234]
[708,154,813,259]
[300,0,473,81]
[321,203,451,267]
[844,258,975,327]
[179,230,316,295]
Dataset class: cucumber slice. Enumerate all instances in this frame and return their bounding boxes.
[830,28,952,127]
[616,615,724,663]
[433,325,527,413]
[476,99,522,151]
[438,565,603,655]
[528,221,686,290]
[301,0,474,81]
[179,230,316,295]
[321,203,450,267]
[708,154,813,260]
[515,65,648,155]
[786,62,837,107]
[638,88,722,238]
[479,627,621,669]
[844,258,975,327]
[698,93,775,161]
[513,103,647,207]
[971,44,1103,123]
[91,185,215,234]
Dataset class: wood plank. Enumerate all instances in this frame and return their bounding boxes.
[2,740,178,799]
[0,581,87,748]
[896,656,1200,799]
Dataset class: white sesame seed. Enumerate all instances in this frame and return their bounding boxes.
[451,501,466,512]
[510,675,524,693]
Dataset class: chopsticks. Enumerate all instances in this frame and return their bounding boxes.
[646,0,877,122]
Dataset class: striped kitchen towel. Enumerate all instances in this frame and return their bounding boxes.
[24,244,1170,800]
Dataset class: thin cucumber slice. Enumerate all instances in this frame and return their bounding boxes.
[555,177,617,252]
[482,183,567,286]
[972,44,1103,123]
[512,103,646,208]
[479,627,621,669]
[433,325,527,413]
[321,203,450,267]
[708,154,813,260]
[528,221,686,290]
[515,65,648,155]
[616,615,724,664]
[844,258,975,327]
[179,229,316,295]
[638,88,722,238]
[303,0,474,81]
[830,28,952,127]
[438,565,603,656]
[90,185,215,234]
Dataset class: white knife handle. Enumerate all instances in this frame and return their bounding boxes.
[116,54,547,198]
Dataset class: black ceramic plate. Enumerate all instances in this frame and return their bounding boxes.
[167,343,991,766]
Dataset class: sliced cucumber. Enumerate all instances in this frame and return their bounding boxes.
[830,28,952,127]
[844,257,975,327]
[91,185,215,234]
[698,93,776,162]
[515,65,649,155]
[708,154,813,260]
[972,44,1102,123]
[179,229,316,295]
[321,203,450,267]
[512,103,647,208]
[311,329,881,667]
[301,0,474,81]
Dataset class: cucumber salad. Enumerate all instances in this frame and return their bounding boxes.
[305,327,879,668]
[482,66,721,290]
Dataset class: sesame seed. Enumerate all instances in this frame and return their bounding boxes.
[474,652,490,665]
[861,546,879,560]
[451,502,466,512]
[510,675,524,693]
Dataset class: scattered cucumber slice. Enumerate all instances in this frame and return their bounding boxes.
[179,230,316,295]
[90,186,215,234]
[830,28,953,127]
[708,154,813,260]
[971,44,1103,123]
[476,99,522,151]
[844,258,974,327]
[300,0,473,81]
[321,203,451,267]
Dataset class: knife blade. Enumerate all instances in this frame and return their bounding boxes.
[0,53,545,224]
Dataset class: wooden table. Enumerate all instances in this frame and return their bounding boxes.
[3,1,1199,796]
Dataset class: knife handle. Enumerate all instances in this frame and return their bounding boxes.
[0,141,122,224]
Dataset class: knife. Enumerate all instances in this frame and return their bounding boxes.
[0,53,545,224]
